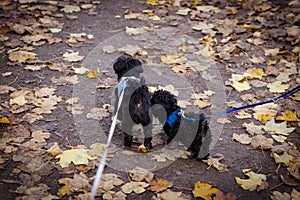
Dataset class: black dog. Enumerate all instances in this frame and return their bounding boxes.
[151,89,211,159]
[113,56,152,149]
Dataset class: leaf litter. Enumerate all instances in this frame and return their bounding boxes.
[0,0,299,199]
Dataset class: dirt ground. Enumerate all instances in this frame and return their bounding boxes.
[0,0,299,199]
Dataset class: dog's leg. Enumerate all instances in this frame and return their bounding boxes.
[143,125,152,149]
[123,132,133,147]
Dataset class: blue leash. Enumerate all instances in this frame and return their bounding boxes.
[181,85,300,121]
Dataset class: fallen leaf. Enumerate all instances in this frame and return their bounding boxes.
[264,48,280,56]
[194,99,211,108]
[214,191,237,200]
[263,118,295,135]
[47,142,63,157]
[232,133,252,144]
[129,167,154,183]
[270,191,291,200]
[10,96,27,106]
[72,66,89,74]
[121,181,149,194]
[55,149,96,168]
[271,152,294,167]
[246,68,264,79]
[63,51,84,62]
[291,189,300,199]
[192,181,219,199]
[149,178,173,193]
[8,50,37,63]
[202,156,229,172]
[251,135,273,149]
[86,107,110,120]
[267,81,289,93]
[157,189,185,200]
[242,122,264,135]
[276,110,299,122]
[235,170,267,191]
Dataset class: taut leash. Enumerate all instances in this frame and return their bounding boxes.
[182,85,300,121]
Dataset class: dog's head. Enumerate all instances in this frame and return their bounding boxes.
[151,89,179,123]
[113,56,143,80]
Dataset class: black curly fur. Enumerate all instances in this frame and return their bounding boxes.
[113,56,152,149]
[151,89,210,159]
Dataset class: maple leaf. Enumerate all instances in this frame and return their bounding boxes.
[270,191,291,200]
[192,181,219,200]
[246,68,264,79]
[235,170,267,191]
[232,133,252,145]
[291,189,300,199]
[172,65,187,73]
[129,167,154,183]
[87,69,100,78]
[251,135,273,149]
[263,118,295,135]
[271,152,294,167]
[121,181,149,194]
[55,149,96,168]
[242,122,264,135]
[149,178,173,193]
[86,107,110,120]
[63,51,84,62]
[194,99,211,108]
[267,81,289,93]
[288,153,300,180]
[0,117,10,124]
[253,103,278,120]
[276,110,299,122]
[157,189,186,200]
[160,54,186,65]
[158,84,179,96]
[202,156,229,172]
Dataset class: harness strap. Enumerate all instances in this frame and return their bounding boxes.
[117,76,141,97]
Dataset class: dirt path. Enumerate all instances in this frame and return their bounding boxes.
[0,0,299,199]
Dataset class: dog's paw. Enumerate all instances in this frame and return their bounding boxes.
[144,138,152,149]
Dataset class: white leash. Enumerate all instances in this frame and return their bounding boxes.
[90,80,127,200]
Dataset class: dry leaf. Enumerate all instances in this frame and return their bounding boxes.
[192,181,219,199]
[235,170,267,191]
[232,133,252,144]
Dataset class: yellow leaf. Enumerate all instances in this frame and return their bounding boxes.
[246,68,264,79]
[271,152,294,167]
[87,69,100,78]
[194,99,211,108]
[57,184,72,197]
[276,110,299,122]
[0,117,10,124]
[267,81,289,93]
[161,54,187,65]
[171,65,187,73]
[147,0,158,5]
[55,149,96,168]
[235,171,267,191]
[192,181,219,200]
[258,113,272,123]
